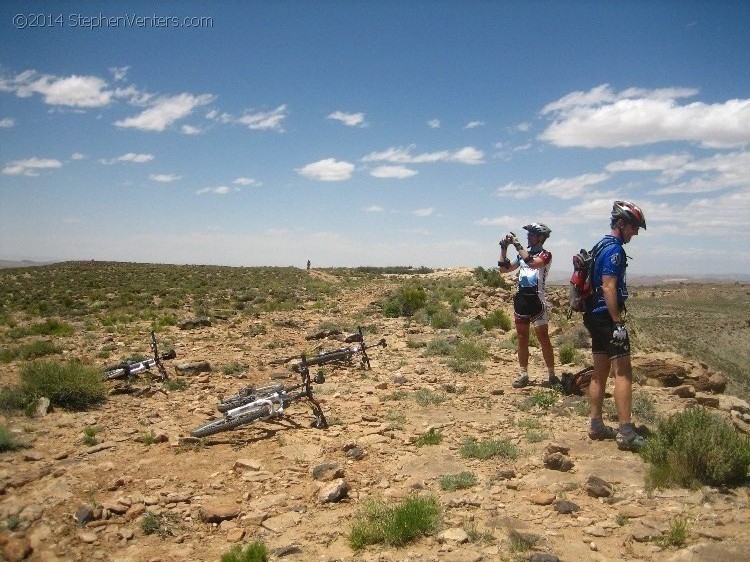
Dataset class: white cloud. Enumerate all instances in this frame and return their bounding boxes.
[109,66,130,82]
[427,119,441,129]
[362,144,485,165]
[0,118,14,128]
[196,185,237,195]
[100,152,154,165]
[540,84,750,148]
[233,177,261,186]
[650,150,750,194]
[413,207,435,217]
[605,153,693,174]
[237,104,287,131]
[296,158,355,181]
[2,157,62,176]
[495,172,610,200]
[364,205,384,213]
[149,174,181,183]
[369,165,418,179]
[464,120,485,129]
[1,70,113,108]
[181,124,202,135]
[327,110,366,127]
[115,93,215,132]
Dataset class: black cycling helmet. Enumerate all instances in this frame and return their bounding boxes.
[523,223,552,237]
[611,200,647,229]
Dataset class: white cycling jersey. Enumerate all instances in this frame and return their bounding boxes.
[513,248,552,301]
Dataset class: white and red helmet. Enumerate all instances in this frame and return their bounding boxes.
[611,200,647,229]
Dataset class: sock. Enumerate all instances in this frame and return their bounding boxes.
[619,422,635,435]
[519,368,528,379]
[590,417,606,431]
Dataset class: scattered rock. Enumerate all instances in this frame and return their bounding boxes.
[199,503,241,523]
[174,361,212,376]
[317,479,349,504]
[311,462,344,481]
[178,317,211,330]
[584,475,614,498]
[543,451,574,472]
[555,500,580,514]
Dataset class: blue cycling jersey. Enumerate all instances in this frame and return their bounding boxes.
[589,235,628,314]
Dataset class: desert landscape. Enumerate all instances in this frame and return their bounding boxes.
[0,262,748,562]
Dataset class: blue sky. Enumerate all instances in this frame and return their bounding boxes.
[1,1,749,277]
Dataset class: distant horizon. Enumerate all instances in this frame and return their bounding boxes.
[2,2,749,276]
[2,256,748,285]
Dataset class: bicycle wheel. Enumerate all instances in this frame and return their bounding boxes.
[217,383,284,413]
[189,405,272,438]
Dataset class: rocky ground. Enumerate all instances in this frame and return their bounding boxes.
[1,270,749,562]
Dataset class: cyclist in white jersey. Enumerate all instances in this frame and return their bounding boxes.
[498,223,558,389]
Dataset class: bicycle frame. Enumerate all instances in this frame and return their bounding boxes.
[223,355,327,429]
[289,327,386,372]
[103,331,175,381]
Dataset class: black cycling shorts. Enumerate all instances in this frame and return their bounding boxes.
[514,292,544,325]
[583,311,630,359]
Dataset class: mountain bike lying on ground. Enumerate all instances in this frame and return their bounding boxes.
[272,326,386,372]
[102,331,176,382]
[189,355,328,437]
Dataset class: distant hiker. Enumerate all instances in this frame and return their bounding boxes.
[306,260,311,271]
[498,223,558,389]
[584,200,647,451]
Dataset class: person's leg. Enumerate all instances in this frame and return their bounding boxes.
[533,322,556,382]
[517,322,530,371]
[613,354,633,425]
[513,322,530,387]
[588,352,610,421]
[613,353,645,451]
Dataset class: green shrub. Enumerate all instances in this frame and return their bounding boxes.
[460,437,518,460]
[429,307,459,329]
[654,516,690,548]
[473,266,509,289]
[82,426,98,446]
[413,390,446,406]
[558,343,578,365]
[459,319,484,336]
[17,361,106,411]
[439,471,477,491]
[0,424,24,452]
[349,495,440,550]
[423,338,454,357]
[518,389,559,411]
[0,340,61,363]
[641,407,750,489]
[481,308,512,331]
[220,542,269,562]
[446,340,488,373]
[140,511,181,538]
[7,318,74,339]
[382,284,427,317]
[415,428,443,447]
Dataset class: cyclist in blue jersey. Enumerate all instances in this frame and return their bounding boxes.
[499,223,558,389]
[584,200,647,451]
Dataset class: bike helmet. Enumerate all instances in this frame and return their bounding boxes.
[523,223,552,237]
[611,200,647,229]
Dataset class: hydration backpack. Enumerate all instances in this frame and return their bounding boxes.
[569,239,617,312]
[561,367,594,396]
